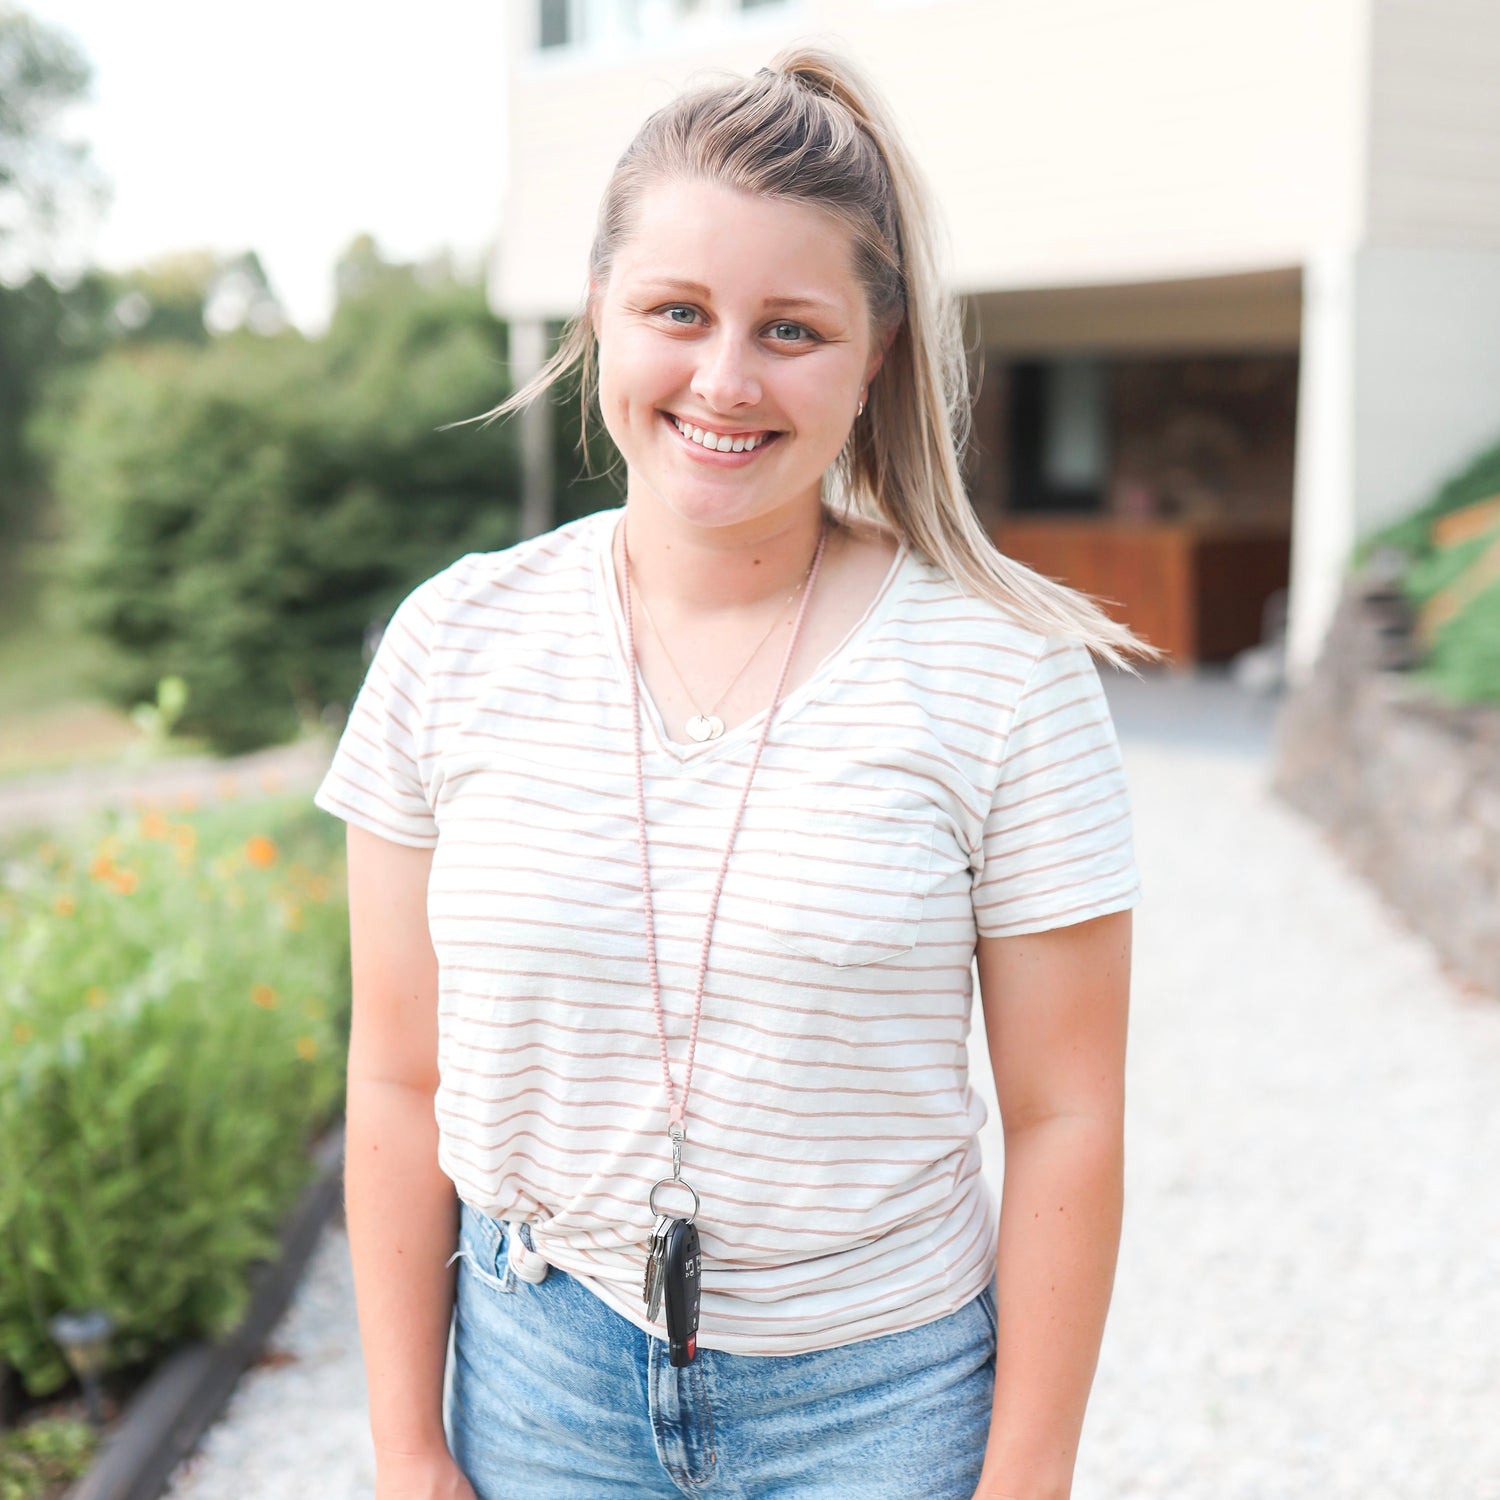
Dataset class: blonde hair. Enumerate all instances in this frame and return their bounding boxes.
[477,45,1161,671]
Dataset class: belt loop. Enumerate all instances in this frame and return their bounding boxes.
[506,1220,550,1284]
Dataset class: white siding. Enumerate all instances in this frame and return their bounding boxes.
[494,0,1371,318]
[1367,0,1500,250]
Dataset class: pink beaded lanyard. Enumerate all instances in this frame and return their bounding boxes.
[618,512,830,1223]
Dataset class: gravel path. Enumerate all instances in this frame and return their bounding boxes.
[163,723,1500,1500]
[0,737,332,838]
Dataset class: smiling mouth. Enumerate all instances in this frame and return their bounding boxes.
[667,413,780,453]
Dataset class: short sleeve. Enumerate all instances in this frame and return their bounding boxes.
[971,638,1143,937]
[313,580,442,848]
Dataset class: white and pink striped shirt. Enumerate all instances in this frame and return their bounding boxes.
[315,505,1142,1354]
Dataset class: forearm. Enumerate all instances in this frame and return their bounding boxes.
[345,1075,460,1464]
[977,1115,1124,1500]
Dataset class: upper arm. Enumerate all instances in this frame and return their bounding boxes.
[345,823,440,1095]
[970,636,1139,1133]
[976,908,1132,1136]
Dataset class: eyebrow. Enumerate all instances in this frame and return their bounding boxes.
[633,279,844,317]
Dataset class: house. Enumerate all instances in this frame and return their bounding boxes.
[489,0,1500,681]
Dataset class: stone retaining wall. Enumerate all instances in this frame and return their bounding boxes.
[1272,561,1500,998]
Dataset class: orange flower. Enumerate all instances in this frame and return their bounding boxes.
[177,790,201,812]
[88,855,116,882]
[110,868,139,895]
[251,984,279,1010]
[245,835,278,869]
[86,986,108,1010]
[306,876,332,904]
[53,894,78,917]
[12,1022,33,1046]
[139,811,170,840]
[295,1035,318,1062]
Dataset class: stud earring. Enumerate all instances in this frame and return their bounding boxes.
[856,394,866,418]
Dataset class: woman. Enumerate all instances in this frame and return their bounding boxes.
[316,46,1158,1500]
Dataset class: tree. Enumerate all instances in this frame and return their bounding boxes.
[45,246,523,752]
[0,6,104,278]
[0,6,105,578]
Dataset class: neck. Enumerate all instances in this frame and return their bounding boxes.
[616,495,829,616]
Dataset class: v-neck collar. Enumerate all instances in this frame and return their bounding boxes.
[590,506,911,767]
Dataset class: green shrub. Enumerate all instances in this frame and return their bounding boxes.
[0,1416,95,1500]
[40,268,523,754]
[1422,577,1500,706]
[0,796,349,1396]
[1357,430,1500,707]
[1359,434,1500,565]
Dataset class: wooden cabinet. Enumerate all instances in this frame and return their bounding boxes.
[992,517,1291,666]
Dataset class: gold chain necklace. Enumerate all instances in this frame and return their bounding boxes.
[621,526,823,743]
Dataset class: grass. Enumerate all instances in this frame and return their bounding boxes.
[0,573,157,782]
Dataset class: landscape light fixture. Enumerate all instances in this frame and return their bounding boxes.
[48,1309,115,1427]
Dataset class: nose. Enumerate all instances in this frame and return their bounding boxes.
[689,329,762,413]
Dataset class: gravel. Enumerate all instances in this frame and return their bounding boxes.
[164,726,1500,1500]
[162,1223,375,1500]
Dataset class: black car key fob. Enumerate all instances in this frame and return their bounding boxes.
[662,1217,701,1367]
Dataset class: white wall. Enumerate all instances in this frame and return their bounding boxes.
[1367,0,1500,252]
[1286,242,1500,680]
[1285,0,1500,678]
[493,0,1370,318]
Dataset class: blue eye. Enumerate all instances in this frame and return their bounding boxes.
[663,306,698,325]
[770,321,812,343]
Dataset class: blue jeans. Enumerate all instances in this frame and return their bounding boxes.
[443,1202,997,1499]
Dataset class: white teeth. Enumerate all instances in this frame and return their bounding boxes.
[671,415,768,452]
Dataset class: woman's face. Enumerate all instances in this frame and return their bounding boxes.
[593,178,887,535]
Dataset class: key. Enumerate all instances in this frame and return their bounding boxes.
[643,1214,672,1321]
[662,1217,701,1367]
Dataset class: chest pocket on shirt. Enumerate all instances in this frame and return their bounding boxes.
[760,794,937,967]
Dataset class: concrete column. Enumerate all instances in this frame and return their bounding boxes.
[1286,247,1359,686]
[510,317,556,541]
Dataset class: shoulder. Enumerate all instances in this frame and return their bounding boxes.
[390,509,611,645]
[882,545,1055,687]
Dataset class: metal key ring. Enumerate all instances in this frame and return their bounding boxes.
[649,1176,700,1223]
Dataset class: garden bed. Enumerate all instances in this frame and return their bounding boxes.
[0,795,351,1499]
[1272,565,1500,998]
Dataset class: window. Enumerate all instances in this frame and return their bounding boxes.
[534,0,791,57]
[621,0,707,36]
[538,0,574,48]
[1009,358,1110,514]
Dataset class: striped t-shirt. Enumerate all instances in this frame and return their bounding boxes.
[314,505,1142,1355]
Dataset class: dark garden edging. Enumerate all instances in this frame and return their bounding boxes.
[65,1123,346,1500]
[1272,562,1500,998]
